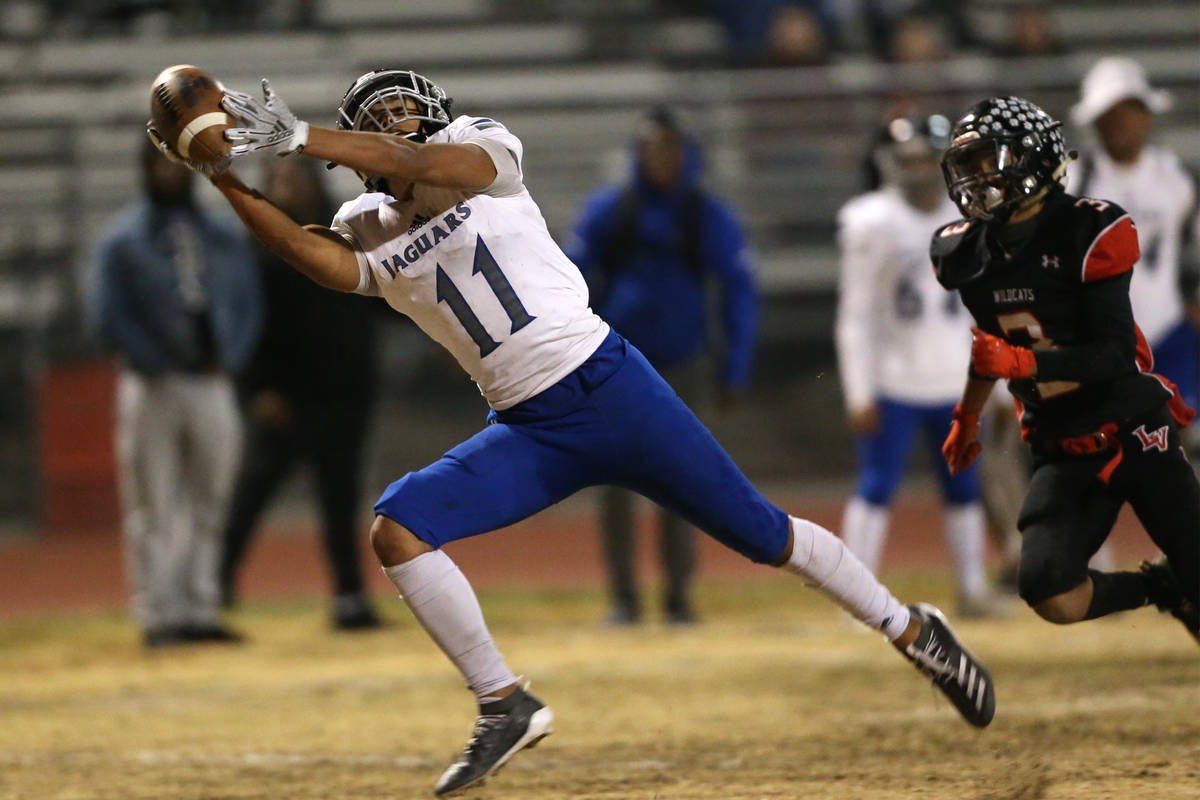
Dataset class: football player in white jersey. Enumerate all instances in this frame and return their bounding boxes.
[1069,57,1200,443]
[836,115,1006,618]
[148,69,996,795]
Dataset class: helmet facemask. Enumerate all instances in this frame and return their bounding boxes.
[942,131,1052,223]
[941,96,1073,224]
[331,69,454,192]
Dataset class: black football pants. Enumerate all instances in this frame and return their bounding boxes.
[1017,405,1200,606]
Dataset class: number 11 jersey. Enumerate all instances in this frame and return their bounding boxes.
[331,116,610,410]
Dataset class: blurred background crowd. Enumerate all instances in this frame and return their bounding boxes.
[0,0,1195,635]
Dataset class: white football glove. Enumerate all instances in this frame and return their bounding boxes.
[222,79,310,157]
[145,122,231,176]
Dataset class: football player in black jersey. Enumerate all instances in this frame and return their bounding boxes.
[929,96,1199,643]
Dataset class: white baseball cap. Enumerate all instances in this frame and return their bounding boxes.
[1071,57,1173,126]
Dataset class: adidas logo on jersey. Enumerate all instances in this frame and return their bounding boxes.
[378,201,473,279]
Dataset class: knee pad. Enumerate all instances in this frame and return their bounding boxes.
[1017,553,1080,607]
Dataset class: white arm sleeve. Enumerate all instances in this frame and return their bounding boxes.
[327,222,378,296]
[834,213,880,412]
[468,138,524,198]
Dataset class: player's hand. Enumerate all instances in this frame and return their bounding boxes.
[942,403,982,475]
[970,327,1036,379]
[145,121,231,176]
[222,79,310,157]
[847,404,880,435]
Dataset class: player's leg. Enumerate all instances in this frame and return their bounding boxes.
[219,404,298,606]
[841,398,917,575]
[598,486,641,623]
[115,372,188,646]
[979,397,1028,591]
[924,402,998,617]
[180,374,243,640]
[659,506,697,624]
[371,419,592,794]
[1017,458,1132,623]
[309,408,379,629]
[1120,411,1200,640]
[594,344,994,724]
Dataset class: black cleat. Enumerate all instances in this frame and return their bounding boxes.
[1140,559,1200,645]
[433,690,554,796]
[904,603,995,728]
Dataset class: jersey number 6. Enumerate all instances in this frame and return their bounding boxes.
[436,235,537,357]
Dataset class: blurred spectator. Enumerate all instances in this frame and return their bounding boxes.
[84,138,261,648]
[835,115,1005,618]
[566,108,759,624]
[989,3,1067,59]
[886,10,948,63]
[1068,57,1200,445]
[219,158,383,631]
[704,0,833,66]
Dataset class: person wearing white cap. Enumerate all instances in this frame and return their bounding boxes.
[1068,57,1200,443]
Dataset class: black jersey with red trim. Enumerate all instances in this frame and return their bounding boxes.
[931,190,1174,439]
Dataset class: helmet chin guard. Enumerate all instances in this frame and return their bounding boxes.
[941,96,1072,224]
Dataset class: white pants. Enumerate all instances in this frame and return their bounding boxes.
[116,369,241,630]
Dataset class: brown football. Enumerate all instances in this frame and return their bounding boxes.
[149,64,230,163]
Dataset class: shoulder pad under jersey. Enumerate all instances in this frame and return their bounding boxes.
[930,218,983,289]
[1053,193,1139,282]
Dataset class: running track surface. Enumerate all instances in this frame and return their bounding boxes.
[0,487,1159,616]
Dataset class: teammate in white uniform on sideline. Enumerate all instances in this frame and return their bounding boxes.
[1068,57,1200,449]
[836,115,1005,618]
[147,68,996,796]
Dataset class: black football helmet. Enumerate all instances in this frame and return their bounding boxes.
[940,96,1071,223]
[331,68,454,191]
[335,68,453,137]
[873,114,952,196]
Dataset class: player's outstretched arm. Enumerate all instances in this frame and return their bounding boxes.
[222,80,497,192]
[210,171,361,293]
[305,128,498,192]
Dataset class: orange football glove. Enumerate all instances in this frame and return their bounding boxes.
[970,327,1036,379]
[942,404,982,475]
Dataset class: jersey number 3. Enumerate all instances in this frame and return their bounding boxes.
[996,311,1079,399]
[436,235,536,357]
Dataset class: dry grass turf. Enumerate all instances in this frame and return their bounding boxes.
[0,572,1197,800]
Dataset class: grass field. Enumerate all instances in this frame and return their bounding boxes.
[0,572,1197,800]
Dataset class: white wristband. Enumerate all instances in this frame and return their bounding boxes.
[291,120,310,154]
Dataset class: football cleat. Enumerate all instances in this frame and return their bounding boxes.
[904,603,996,727]
[433,690,553,796]
[1140,559,1200,645]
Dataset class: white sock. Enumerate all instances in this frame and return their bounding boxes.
[782,516,910,641]
[840,496,889,575]
[945,503,987,599]
[383,550,516,702]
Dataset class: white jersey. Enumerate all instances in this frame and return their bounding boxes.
[1067,145,1198,345]
[331,116,610,410]
[835,187,970,410]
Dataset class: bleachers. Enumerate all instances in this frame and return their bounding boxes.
[0,0,1195,318]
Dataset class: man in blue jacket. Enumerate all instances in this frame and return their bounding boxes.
[566,108,758,624]
[86,139,262,648]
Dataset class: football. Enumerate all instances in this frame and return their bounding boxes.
[148,64,231,163]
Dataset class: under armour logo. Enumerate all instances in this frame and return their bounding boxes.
[1041,254,1060,270]
[1132,424,1169,452]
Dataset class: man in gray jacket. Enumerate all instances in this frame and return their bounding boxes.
[86,139,261,648]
